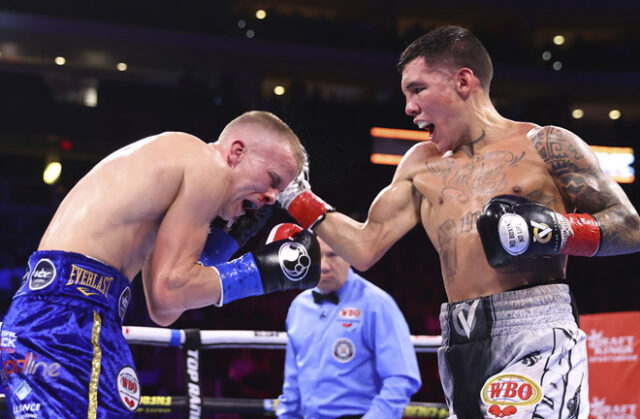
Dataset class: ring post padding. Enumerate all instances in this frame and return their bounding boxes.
[183,329,202,418]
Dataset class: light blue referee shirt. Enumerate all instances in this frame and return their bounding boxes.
[276,269,421,419]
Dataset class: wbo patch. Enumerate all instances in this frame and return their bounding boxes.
[117,366,140,412]
[481,373,542,418]
[332,338,355,363]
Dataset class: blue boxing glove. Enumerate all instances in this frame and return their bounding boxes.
[212,224,321,306]
[199,204,274,266]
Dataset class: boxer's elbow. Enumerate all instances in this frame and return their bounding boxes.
[352,258,374,272]
[351,248,381,272]
[146,286,180,327]
[146,267,191,326]
[148,307,178,327]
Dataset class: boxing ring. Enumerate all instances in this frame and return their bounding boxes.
[0,324,448,418]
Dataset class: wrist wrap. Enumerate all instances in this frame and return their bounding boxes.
[560,213,601,257]
[287,191,334,229]
[213,253,264,306]
[199,227,239,266]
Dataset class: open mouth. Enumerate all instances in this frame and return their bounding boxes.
[417,121,435,135]
[424,124,435,137]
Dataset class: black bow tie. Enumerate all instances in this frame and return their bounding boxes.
[312,291,339,305]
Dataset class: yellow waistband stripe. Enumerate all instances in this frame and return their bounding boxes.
[88,310,103,419]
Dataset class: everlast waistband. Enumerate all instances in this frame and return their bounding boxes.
[13,250,132,320]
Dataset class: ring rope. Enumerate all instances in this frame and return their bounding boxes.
[0,323,446,417]
[120,325,442,352]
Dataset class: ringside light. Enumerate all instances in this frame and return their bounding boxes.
[43,161,62,185]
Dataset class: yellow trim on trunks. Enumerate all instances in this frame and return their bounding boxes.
[88,310,103,418]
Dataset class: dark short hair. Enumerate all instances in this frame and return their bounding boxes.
[398,26,494,91]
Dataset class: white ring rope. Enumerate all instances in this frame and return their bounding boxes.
[0,322,442,352]
[120,325,442,352]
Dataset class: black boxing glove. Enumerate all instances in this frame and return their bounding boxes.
[211,224,320,305]
[477,195,600,268]
[199,204,274,266]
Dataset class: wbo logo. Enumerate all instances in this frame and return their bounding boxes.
[339,307,361,320]
[481,373,542,418]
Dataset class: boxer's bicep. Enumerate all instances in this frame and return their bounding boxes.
[145,163,225,313]
[367,179,421,245]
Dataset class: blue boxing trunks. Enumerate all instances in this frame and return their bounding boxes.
[1,250,139,418]
[438,283,589,419]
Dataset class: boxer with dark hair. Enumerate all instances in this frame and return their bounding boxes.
[278,26,640,418]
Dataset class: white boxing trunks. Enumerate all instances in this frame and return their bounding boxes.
[438,283,588,418]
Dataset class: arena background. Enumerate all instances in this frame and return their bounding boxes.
[1,1,638,417]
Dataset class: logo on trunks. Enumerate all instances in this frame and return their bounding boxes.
[498,214,529,255]
[1,330,17,354]
[65,264,113,300]
[452,300,480,338]
[29,259,56,290]
[332,338,355,363]
[481,373,543,418]
[14,381,32,401]
[278,242,310,281]
[119,287,131,319]
[13,402,41,416]
[3,351,61,379]
[519,351,542,367]
[117,366,140,411]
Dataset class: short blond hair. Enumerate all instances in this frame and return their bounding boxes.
[220,110,306,174]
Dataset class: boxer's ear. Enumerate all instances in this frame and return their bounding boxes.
[228,140,246,167]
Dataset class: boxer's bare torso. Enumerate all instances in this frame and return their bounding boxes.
[30,110,301,325]
[408,122,566,301]
[38,132,227,280]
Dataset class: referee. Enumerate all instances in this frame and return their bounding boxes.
[276,236,421,418]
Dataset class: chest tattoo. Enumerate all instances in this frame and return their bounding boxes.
[425,150,525,202]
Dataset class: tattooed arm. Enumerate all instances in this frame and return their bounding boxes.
[530,126,640,256]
